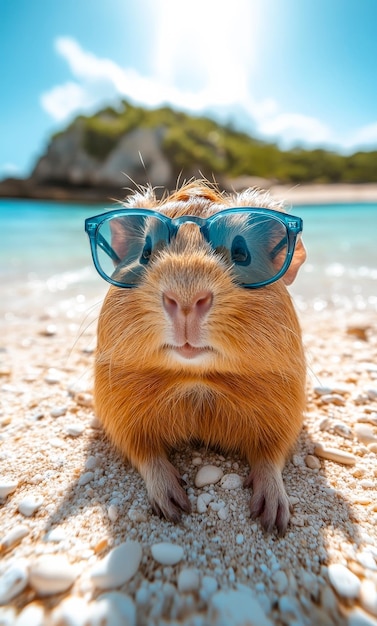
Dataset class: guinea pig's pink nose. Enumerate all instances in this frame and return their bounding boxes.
[162,290,213,319]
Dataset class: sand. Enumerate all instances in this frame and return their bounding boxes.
[1,295,377,625]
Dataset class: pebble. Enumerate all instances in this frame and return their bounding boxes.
[75,392,93,408]
[50,406,67,418]
[220,473,243,490]
[194,465,223,487]
[314,443,356,465]
[49,595,89,626]
[201,576,218,600]
[347,607,377,626]
[151,542,184,565]
[107,504,119,522]
[89,592,136,626]
[217,506,230,520]
[29,555,77,596]
[192,457,202,466]
[196,493,213,513]
[360,579,377,617]
[272,570,289,593]
[78,471,94,486]
[18,494,44,517]
[177,568,200,593]
[44,368,62,384]
[15,602,45,626]
[210,590,273,626]
[305,454,321,470]
[1,525,29,552]
[90,541,142,589]
[0,480,18,500]
[40,324,57,337]
[0,559,29,604]
[355,423,377,445]
[333,422,353,439]
[328,563,361,599]
[320,394,345,406]
[65,422,85,437]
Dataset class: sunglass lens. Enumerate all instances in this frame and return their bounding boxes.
[95,215,168,285]
[208,213,288,286]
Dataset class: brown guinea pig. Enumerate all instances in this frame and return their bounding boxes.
[94,180,307,535]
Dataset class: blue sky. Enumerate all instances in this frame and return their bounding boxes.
[1,0,377,179]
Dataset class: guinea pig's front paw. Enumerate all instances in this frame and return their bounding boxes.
[244,462,291,536]
[140,457,191,523]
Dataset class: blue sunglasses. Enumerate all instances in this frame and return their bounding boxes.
[85,207,303,289]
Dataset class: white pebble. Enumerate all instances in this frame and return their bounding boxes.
[151,542,184,565]
[210,590,272,626]
[15,602,45,626]
[90,592,136,626]
[65,423,85,437]
[220,473,243,490]
[347,607,377,626]
[305,454,321,470]
[107,504,119,522]
[201,576,218,597]
[75,392,93,407]
[355,423,377,445]
[217,506,230,520]
[194,465,223,488]
[196,493,213,513]
[50,406,67,418]
[0,480,18,500]
[177,568,200,593]
[272,570,289,594]
[29,555,77,596]
[90,541,142,590]
[328,563,361,599]
[360,579,377,617]
[192,457,202,466]
[314,443,356,465]
[45,528,67,543]
[85,456,98,471]
[50,596,90,626]
[44,368,62,384]
[333,422,353,439]
[236,534,244,545]
[366,388,377,401]
[1,525,29,551]
[18,495,44,517]
[0,559,29,604]
[78,471,94,486]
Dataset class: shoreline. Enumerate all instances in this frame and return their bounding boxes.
[1,179,377,206]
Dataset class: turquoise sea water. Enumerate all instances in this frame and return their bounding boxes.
[0,198,376,315]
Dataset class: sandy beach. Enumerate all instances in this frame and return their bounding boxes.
[0,287,377,626]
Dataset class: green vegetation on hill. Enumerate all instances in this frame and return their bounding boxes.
[54,100,377,184]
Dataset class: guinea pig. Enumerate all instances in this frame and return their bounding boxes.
[92,180,307,535]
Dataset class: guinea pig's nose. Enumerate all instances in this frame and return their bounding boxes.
[162,290,213,319]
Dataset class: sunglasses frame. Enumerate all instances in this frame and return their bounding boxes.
[85,207,303,289]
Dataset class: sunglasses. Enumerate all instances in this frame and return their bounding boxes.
[85,207,303,289]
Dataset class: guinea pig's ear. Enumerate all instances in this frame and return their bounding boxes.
[283,236,307,285]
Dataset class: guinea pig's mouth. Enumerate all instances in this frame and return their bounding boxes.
[166,343,214,360]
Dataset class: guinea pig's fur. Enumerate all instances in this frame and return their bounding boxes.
[94,181,307,534]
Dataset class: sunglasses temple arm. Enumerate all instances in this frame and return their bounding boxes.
[97,233,121,263]
[270,236,287,260]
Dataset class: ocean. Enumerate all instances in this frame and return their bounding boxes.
[1,198,376,317]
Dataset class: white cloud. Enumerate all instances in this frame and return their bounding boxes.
[346,121,377,151]
[40,35,377,152]
[258,112,332,147]
[0,162,21,177]
[40,81,90,122]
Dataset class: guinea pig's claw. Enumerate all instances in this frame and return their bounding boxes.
[244,464,290,535]
[150,487,191,523]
